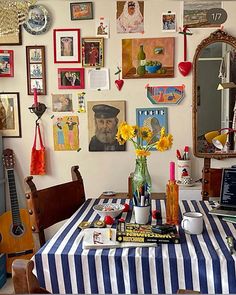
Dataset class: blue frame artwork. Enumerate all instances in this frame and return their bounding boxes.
[136,107,168,150]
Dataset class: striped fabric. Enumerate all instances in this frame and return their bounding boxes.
[34,198,236,294]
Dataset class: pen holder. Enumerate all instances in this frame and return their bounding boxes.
[177,160,191,183]
[133,205,151,224]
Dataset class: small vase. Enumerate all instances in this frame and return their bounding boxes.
[132,157,152,205]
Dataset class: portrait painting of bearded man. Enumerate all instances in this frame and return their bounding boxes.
[117,0,144,33]
[87,101,126,151]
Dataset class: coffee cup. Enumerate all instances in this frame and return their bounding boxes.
[181,212,203,235]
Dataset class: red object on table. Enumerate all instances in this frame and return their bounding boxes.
[104,215,114,225]
[122,203,130,212]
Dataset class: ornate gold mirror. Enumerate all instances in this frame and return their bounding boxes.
[193,29,236,159]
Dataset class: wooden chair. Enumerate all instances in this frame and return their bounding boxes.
[24,165,85,250]
[201,158,223,200]
[12,259,50,294]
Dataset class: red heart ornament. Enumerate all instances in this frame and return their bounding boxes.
[115,79,124,91]
[178,61,192,76]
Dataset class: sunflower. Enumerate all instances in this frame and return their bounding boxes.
[135,149,151,157]
[118,122,136,141]
[139,126,152,142]
[155,136,170,152]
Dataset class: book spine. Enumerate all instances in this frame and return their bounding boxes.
[116,234,180,244]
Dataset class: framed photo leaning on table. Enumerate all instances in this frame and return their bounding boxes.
[0,92,21,138]
[26,46,46,95]
[53,28,81,63]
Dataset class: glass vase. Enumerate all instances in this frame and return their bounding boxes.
[132,157,152,207]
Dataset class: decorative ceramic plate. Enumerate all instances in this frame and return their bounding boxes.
[23,5,51,35]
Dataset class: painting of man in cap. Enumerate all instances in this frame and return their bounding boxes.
[88,101,126,151]
[116,0,144,33]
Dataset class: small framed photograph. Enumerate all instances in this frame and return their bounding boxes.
[58,68,85,89]
[53,29,80,63]
[70,2,93,20]
[162,12,176,32]
[26,46,46,95]
[0,92,21,137]
[51,94,73,112]
[0,50,14,77]
[0,27,22,46]
[82,37,104,68]
[136,107,168,150]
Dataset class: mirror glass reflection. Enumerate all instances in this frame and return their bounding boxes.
[196,42,236,154]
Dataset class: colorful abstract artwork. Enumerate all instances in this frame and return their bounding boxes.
[147,85,185,104]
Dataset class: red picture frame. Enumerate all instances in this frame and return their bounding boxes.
[0,50,14,77]
[53,29,81,63]
[58,68,85,89]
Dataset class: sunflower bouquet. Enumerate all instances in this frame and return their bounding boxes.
[116,122,173,156]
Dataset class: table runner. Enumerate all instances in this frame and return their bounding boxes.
[34,198,236,294]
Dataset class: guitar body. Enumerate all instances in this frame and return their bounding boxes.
[0,208,34,273]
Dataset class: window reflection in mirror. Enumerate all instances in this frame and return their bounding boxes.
[196,42,236,154]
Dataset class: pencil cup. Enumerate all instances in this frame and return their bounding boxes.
[133,205,150,224]
[177,160,191,183]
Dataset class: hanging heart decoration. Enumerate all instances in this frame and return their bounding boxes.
[114,66,124,91]
[178,26,193,77]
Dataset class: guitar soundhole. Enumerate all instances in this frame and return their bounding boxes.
[11,224,25,237]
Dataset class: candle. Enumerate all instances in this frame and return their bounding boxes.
[170,161,175,181]
[33,88,38,106]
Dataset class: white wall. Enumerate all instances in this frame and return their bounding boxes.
[2,0,236,205]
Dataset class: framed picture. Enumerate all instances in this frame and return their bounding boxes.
[58,68,85,89]
[136,107,168,150]
[0,50,14,77]
[0,27,22,45]
[87,100,126,152]
[82,37,104,67]
[70,2,93,20]
[122,37,174,79]
[0,92,21,138]
[53,29,80,63]
[26,46,46,95]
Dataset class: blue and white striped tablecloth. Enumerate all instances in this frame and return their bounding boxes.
[34,198,236,294]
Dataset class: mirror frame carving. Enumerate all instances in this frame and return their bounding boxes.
[193,29,236,159]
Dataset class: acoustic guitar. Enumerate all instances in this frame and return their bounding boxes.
[0,149,34,273]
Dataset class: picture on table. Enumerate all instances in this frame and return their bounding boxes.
[87,100,126,152]
[52,94,73,112]
[58,68,85,89]
[53,115,79,151]
[116,0,144,33]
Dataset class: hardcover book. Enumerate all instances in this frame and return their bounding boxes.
[116,223,180,244]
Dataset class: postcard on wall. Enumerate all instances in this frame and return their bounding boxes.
[77,92,86,113]
[116,1,144,33]
[53,115,79,151]
[96,19,109,38]
[88,68,110,90]
[183,1,222,28]
[147,85,185,104]
[122,37,174,79]
[87,100,126,152]
[136,107,168,150]
[162,12,176,32]
[51,94,73,112]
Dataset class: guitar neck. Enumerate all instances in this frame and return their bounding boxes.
[6,169,22,226]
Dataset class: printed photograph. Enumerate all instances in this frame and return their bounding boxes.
[53,115,79,151]
[183,1,222,28]
[82,38,104,67]
[162,13,176,32]
[87,100,126,152]
[52,94,73,112]
[96,19,109,38]
[116,0,144,33]
[58,68,85,89]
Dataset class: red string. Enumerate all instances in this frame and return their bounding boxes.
[183,26,188,61]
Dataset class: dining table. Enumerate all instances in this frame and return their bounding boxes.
[33,197,236,294]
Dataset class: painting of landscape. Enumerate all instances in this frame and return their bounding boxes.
[183,1,222,28]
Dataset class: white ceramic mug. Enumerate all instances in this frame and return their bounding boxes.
[133,205,150,224]
[181,212,203,235]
